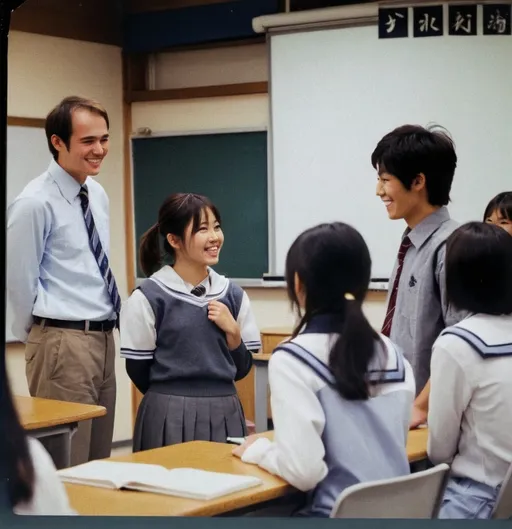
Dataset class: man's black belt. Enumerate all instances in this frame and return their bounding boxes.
[33,316,116,332]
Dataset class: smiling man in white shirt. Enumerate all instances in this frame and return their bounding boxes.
[7,96,119,468]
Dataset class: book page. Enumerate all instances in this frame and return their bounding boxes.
[58,461,167,489]
[126,468,262,500]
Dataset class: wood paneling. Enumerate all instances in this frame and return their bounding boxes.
[261,327,291,354]
[123,51,143,430]
[7,116,45,128]
[143,36,266,55]
[235,368,255,422]
[10,0,122,45]
[127,81,268,103]
[122,93,136,295]
[123,53,148,96]
[132,387,143,430]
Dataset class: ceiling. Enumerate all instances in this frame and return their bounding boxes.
[9,0,248,45]
[9,0,366,48]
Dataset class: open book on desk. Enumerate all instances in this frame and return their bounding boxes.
[58,461,262,500]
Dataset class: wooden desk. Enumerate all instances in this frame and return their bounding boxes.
[16,396,106,468]
[250,328,292,432]
[65,439,293,516]
[65,428,428,516]
[258,429,428,465]
[261,327,292,354]
[406,428,429,463]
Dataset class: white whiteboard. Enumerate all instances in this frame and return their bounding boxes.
[6,124,51,342]
[269,24,512,277]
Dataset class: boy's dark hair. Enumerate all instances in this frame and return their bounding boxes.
[45,96,109,161]
[371,124,457,206]
[285,222,382,401]
[483,191,512,222]
[446,222,512,315]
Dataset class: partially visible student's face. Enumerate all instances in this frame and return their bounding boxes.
[485,209,512,236]
[294,272,306,309]
[51,108,109,184]
[375,170,423,223]
[172,208,224,267]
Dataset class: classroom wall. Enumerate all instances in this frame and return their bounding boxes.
[6,31,132,443]
[132,43,388,330]
[6,37,387,445]
[153,43,268,89]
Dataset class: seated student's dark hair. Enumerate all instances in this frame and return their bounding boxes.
[0,356,35,508]
[371,124,457,207]
[139,193,221,277]
[483,191,512,222]
[285,222,381,400]
[446,221,512,315]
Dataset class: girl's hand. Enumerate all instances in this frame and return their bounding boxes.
[409,404,428,430]
[208,300,241,350]
[232,434,261,459]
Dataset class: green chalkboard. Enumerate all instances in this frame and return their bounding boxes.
[132,130,268,279]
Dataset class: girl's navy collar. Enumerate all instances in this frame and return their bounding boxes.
[301,313,342,334]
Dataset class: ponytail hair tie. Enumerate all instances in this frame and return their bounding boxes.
[344,293,355,301]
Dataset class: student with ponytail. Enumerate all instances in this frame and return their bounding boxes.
[233,222,415,517]
[120,193,261,451]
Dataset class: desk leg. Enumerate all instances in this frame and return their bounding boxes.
[254,360,269,433]
[29,423,78,469]
[60,424,77,468]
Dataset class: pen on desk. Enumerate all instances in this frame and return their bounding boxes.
[227,437,245,445]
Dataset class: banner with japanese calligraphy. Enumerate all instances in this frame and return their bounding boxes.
[378,3,512,38]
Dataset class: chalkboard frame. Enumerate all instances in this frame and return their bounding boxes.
[130,126,271,286]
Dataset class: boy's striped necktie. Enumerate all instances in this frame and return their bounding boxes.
[79,185,121,315]
[381,235,412,337]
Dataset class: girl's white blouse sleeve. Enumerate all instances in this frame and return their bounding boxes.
[237,291,262,351]
[120,289,157,360]
[240,350,328,491]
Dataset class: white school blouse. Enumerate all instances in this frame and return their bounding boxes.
[120,266,261,359]
[241,331,415,492]
[428,313,512,487]
[14,437,75,515]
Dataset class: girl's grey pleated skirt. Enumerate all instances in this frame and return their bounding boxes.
[133,391,248,452]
